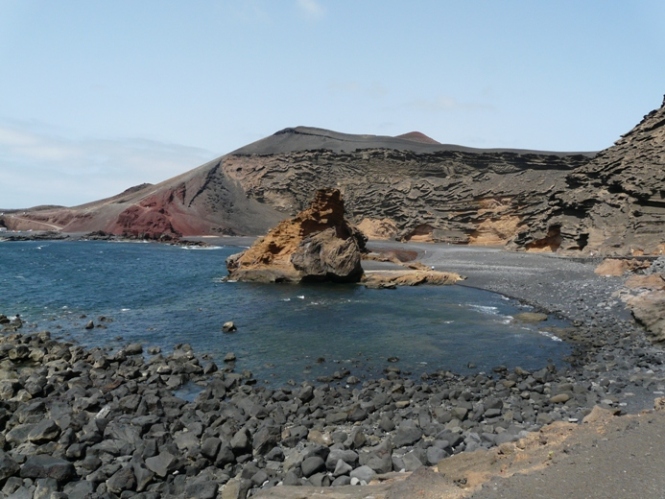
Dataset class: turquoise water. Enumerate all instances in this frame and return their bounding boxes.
[0,240,570,385]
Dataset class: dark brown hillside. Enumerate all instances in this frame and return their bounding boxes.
[222,139,592,244]
[395,131,442,144]
[0,161,285,239]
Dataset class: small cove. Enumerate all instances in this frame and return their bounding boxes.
[0,240,571,386]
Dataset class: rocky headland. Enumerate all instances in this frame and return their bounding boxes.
[512,96,665,255]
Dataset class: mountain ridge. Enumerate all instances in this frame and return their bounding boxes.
[2,98,664,256]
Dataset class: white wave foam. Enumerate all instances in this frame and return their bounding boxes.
[468,304,499,315]
[538,330,563,342]
[212,277,234,283]
[180,245,223,251]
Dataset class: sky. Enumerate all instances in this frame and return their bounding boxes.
[1,1,664,209]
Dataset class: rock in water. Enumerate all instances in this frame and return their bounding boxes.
[226,189,366,283]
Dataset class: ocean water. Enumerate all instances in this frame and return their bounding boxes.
[0,240,570,385]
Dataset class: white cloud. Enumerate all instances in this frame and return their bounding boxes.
[297,0,325,19]
[0,121,214,208]
[0,127,38,147]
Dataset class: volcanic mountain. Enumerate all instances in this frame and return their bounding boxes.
[4,99,665,255]
[1,127,594,245]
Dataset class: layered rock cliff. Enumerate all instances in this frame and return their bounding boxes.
[221,128,592,245]
[512,97,665,255]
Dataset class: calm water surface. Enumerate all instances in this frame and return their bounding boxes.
[0,240,570,385]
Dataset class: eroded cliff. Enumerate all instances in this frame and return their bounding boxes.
[513,97,665,255]
[221,129,592,245]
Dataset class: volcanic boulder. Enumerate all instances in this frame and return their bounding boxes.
[226,189,366,283]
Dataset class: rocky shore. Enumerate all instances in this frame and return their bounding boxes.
[0,299,663,498]
[1,243,665,498]
[0,328,612,498]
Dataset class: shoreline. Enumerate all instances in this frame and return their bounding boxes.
[2,232,656,372]
[1,235,664,496]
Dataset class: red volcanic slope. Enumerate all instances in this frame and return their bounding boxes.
[1,158,286,239]
[395,131,441,145]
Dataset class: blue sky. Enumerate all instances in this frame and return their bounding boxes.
[1,1,664,209]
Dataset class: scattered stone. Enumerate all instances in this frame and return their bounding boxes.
[350,465,376,484]
[550,393,572,404]
[0,450,19,482]
[123,342,143,355]
[145,452,176,478]
[301,456,326,477]
[20,455,75,483]
[106,466,136,494]
[308,429,333,447]
[27,419,60,444]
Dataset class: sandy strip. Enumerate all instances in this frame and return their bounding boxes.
[366,241,631,323]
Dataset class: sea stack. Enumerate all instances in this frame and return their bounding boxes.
[226,188,366,283]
